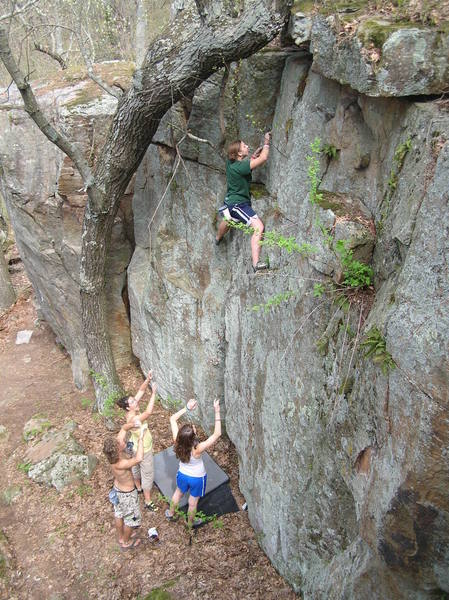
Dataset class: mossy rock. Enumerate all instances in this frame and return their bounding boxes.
[357,18,421,48]
[23,416,53,442]
[317,190,372,222]
[292,0,316,15]
[250,183,268,199]
[295,0,368,17]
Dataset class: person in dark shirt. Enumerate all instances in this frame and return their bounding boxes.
[216,132,271,272]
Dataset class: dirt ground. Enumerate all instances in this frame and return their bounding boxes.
[0,261,298,600]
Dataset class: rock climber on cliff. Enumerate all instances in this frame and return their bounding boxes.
[215,131,271,272]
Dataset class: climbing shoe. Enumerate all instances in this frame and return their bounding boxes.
[144,501,159,512]
[215,237,222,246]
[253,260,269,273]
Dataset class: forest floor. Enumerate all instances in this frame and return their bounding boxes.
[0,257,298,600]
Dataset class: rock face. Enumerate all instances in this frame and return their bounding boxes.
[310,15,449,97]
[1,10,449,600]
[129,21,449,600]
[24,420,97,492]
[0,65,134,388]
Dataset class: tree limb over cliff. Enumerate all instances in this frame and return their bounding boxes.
[0,0,292,408]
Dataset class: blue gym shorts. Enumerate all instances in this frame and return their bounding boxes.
[176,471,208,498]
[218,202,258,225]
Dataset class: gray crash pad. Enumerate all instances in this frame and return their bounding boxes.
[153,446,238,516]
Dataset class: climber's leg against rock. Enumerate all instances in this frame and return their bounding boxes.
[215,219,230,245]
[249,216,265,269]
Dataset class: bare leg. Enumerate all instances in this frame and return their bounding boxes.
[134,477,142,492]
[187,495,200,526]
[121,524,134,545]
[250,217,264,267]
[141,451,155,507]
[167,487,184,517]
[119,525,141,548]
[115,516,124,543]
[216,219,230,242]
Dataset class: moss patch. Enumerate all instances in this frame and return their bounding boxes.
[250,183,268,199]
[357,18,422,47]
[316,190,346,214]
[292,0,316,15]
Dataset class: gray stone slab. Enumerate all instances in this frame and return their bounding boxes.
[153,445,229,508]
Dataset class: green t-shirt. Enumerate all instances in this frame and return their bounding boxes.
[226,158,252,206]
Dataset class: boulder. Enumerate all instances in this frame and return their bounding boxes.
[23,416,52,442]
[310,15,449,97]
[24,421,97,491]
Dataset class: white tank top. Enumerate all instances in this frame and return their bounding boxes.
[179,453,206,477]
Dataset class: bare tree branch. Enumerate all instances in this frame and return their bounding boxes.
[0,102,25,110]
[77,34,122,99]
[186,131,215,148]
[33,41,67,69]
[0,0,40,23]
[0,27,93,188]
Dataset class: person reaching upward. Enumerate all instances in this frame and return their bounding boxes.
[115,371,158,512]
[216,131,271,272]
[165,399,221,528]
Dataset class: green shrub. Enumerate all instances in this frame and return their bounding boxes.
[335,240,373,288]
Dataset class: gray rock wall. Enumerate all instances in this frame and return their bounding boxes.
[129,32,449,600]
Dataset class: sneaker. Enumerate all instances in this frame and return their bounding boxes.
[253,260,269,273]
[191,517,203,528]
[165,508,178,522]
[144,501,159,512]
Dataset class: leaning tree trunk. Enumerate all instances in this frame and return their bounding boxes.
[1,1,291,410]
[0,249,15,312]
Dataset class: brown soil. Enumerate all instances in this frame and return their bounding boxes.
[0,262,298,600]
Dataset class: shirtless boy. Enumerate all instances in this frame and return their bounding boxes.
[103,423,145,550]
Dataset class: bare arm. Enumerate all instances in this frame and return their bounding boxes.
[139,382,157,421]
[169,399,197,442]
[135,370,153,403]
[115,435,143,469]
[250,132,270,170]
[121,420,139,431]
[115,428,144,468]
[170,407,187,442]
[195,400,221,454]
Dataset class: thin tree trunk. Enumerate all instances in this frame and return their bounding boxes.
[135,0,149,68]
[0,250,15,312]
